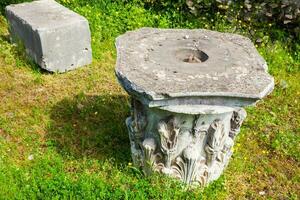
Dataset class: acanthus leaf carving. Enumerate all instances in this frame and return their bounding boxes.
[126,117,143,166]
[205,119,226,167]
[126,99,149,167]
[158,116,180,169]
[194,159,209,186]
[131,99,147,147]
[229,108,246,139]
[172,145,199,184]
[126,99,248,186]
[141,137,163,175]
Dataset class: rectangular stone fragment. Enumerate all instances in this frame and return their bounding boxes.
[5,0,92,72]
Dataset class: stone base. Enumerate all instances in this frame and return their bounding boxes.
[126,99,246,186]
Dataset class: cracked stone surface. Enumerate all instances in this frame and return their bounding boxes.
[5,0,92,72]
[115,28,274,107]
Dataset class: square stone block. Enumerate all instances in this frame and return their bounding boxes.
[5,0,92,72]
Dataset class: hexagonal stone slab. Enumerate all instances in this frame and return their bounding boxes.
[5,0,92,72]
[115,28,274,107]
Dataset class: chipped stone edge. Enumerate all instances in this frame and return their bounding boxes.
[115,28,275,107]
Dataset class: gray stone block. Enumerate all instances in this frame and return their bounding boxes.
[5,0,92,72]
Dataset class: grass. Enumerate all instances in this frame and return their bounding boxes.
[0,0,299,199]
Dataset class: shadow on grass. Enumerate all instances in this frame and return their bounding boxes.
[47,93,131,164]
[0,32,50,74]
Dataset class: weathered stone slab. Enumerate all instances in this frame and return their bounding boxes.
[115,28,274,186]
[5,0,92,72]
[116,28,274,107]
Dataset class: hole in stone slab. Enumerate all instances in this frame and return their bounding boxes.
[176,49,208,63]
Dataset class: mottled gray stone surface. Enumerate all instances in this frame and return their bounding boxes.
[116,28,274,106]
[115,28,274,186]
[5,0,92,72]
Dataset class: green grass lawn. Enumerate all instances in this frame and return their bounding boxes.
[0,0,299,199]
